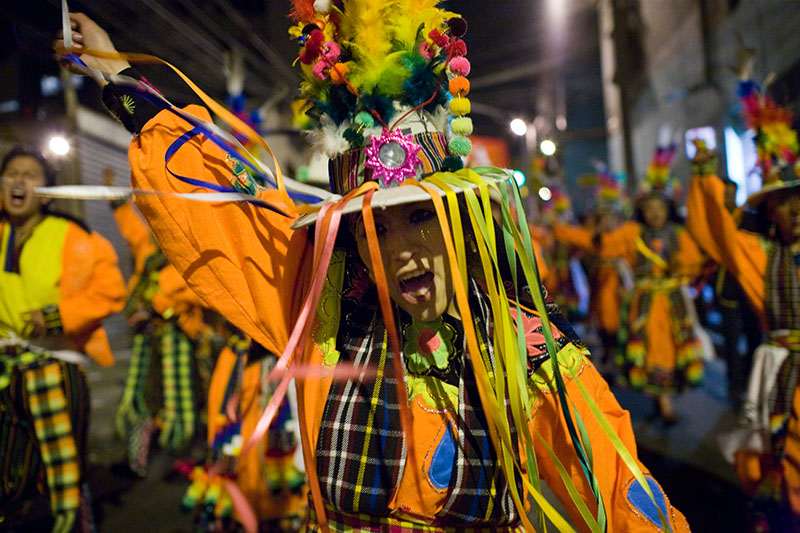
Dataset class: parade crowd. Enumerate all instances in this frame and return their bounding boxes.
[3,2,800,532]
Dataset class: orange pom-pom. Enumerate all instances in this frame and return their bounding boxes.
[330,62,350,85]
[448,76,470,97]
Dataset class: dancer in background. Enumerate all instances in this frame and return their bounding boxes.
[580,170,633,377]
[104,168,210,476]
[555,145,706,424]
[688,76,800,530]
[0,147,125,532]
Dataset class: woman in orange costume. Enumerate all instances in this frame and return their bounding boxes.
[686,83,800,528]
[587,209,629,364]
[0,147,125,532]
[59,7,689,532]
[555,148,705,423]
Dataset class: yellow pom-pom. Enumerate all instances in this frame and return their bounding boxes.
[451,117,473,136]
[448,76,470,97]
[330,62,350,85]
[449,97,471,116]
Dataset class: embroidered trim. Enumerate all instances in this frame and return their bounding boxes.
[529,342,587,393]
[407,375,459,413]
[314,250,345,366]
[42,304,63,336]
[403,317,457,375]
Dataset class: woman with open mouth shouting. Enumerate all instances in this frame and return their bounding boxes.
[0,146,125,532]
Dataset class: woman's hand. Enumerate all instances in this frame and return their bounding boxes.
[52,12,131,87]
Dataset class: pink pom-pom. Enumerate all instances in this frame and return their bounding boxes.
[448,56,471,76]
[418,42,433,60]
[322,41,340,62]
[312,60,328,80]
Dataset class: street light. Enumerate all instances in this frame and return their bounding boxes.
[540,139,556,156]
[512,170,526,186]
[48,136,70,156]
[510,118,528,136]
[538,186,552,201]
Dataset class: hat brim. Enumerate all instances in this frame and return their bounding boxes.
[745,180,800,209]
[290,171,509,230]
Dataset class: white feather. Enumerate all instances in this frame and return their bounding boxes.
[308,115,352,156]
[313,0,331,12]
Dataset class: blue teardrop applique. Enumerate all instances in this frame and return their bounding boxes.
[627,477,670,529]
[428,424,456,489]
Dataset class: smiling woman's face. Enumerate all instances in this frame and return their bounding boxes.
[766,189,800,245]
[353,201,454,322]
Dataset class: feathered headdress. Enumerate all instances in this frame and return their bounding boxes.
[736,78,800,207]
[738,79,799,177]
[639,142,681,201]
[289,0,470,171]
[579,160,628,213]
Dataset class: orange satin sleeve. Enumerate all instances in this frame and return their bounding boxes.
[672,228,705,279]
[58,224,126,366]
[129,105,314,355]
[112,200,157,274]
[531,358,690,532]
[59,224,126,336]
[686,175,767,320]
[553,223,595,251]
[597,221,639,264]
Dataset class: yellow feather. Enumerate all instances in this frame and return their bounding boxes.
[341,0,396,92]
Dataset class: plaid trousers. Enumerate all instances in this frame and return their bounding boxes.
[0,350,89,522]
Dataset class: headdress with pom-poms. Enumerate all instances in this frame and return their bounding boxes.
[579,160,628,214]
[731,50,800,207]
[288,0,472,194]
[737,78,799,184]
[639,142,681,201]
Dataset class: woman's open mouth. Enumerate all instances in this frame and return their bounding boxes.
[9,188,26,206]
[398,270,434,304]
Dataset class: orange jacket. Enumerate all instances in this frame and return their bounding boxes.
[129,105,689,531]
[0,215,125,366]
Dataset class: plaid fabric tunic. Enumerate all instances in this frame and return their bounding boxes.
[764,242,800,458]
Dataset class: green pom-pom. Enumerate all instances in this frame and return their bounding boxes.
[354,111,375,128]
[343,128,365,147]
[451,117,473,136]
[448,136,472,157]
[443,155,464,171]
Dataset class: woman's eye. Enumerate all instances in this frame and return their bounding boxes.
[409,208,434,225]
[359,223,387,238]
